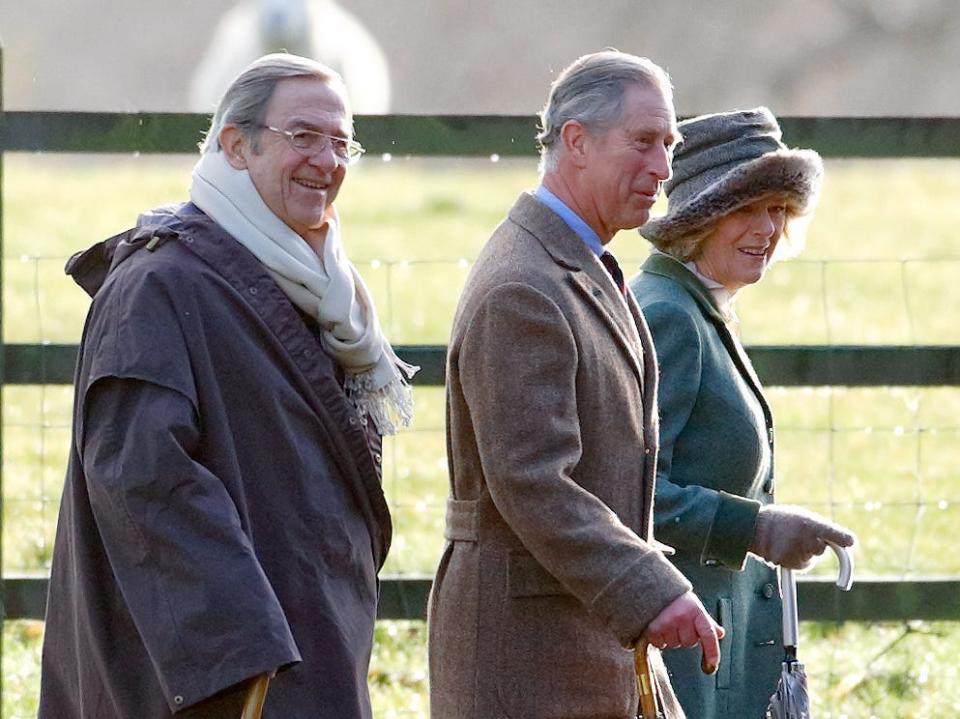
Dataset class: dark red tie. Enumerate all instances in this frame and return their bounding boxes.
[600,251,627,297]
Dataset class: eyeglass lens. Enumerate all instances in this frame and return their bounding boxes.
[289,130,361,160]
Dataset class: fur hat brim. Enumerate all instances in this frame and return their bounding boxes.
[640,149,823,252]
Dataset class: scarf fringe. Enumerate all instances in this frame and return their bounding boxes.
[188,151,418,436]
[345,359,419,436]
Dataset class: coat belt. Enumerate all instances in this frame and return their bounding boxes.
[444,496,677,555]
[444,498,479,542]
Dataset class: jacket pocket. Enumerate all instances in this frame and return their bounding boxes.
[496,552,634,718]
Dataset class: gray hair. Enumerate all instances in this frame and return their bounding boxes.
[537,50,673,175]
[199,52,348,154]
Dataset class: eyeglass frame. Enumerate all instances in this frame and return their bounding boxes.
[257,124,366,164]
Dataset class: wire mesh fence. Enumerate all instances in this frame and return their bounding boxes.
[3,148,960,716]
[5,254,960,570]
[3,250,960,716]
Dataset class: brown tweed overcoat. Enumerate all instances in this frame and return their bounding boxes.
[428,193,692,719]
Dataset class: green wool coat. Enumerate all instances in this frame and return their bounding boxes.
[630,253,783,719]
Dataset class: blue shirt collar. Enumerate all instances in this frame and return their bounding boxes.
[534,185,605,257]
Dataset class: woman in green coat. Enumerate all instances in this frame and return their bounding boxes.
[630,107,856,719]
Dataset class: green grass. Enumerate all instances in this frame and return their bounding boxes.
[3,154,960,717]
[6,619,960,718]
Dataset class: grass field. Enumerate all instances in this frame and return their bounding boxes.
[2,153,960,717]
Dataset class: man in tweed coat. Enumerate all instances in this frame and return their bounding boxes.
[428,51,724,719]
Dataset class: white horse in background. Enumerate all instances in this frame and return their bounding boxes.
[189,0,391,114]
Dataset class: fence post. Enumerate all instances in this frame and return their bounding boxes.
[1,34,7,716]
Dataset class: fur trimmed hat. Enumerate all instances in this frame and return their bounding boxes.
[640,107,823,256]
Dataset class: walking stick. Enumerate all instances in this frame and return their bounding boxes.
[240,672,274,719]
[634,639,660,719]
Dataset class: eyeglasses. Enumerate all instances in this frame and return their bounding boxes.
[259,125,365,165]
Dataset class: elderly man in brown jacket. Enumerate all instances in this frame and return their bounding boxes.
[428,51,725,719]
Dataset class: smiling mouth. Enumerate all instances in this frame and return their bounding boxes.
[293,178,329,191]
[740,247,768,258]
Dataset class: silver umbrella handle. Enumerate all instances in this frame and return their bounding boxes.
[781,541,854,648]
[829,540,855,591]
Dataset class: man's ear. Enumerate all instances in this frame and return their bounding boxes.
[560,120,590,169]
[219,125,249,170]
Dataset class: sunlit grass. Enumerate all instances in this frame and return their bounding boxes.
[3,155,960,717]
[6,619,960,719]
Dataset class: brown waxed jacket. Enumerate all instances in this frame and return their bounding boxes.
[40,204,389,719]
[428,193,692,719]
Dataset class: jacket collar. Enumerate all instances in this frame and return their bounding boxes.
[508,192,650,387]
[507,192,597,272]
[640,252,772,423]
[65,203,203,297]
[507,192,631,309]
[639,252,728,326]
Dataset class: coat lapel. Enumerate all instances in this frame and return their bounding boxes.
[567,273,646,387]
[508,194,646,388]
[165,207,393,566]
[627,289,661,542]
[639,254,772,424]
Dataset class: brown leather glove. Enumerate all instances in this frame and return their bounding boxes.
[748,505,856,570]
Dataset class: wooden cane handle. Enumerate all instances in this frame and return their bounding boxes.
[634,639,659,719]
[240,673,273,719]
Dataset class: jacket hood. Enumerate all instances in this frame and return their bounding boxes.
[65,203,190,297]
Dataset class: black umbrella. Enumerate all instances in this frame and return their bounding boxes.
[768,541,854,719]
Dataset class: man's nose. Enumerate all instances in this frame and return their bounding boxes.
[650,144,672,182]
[308,142,341,171]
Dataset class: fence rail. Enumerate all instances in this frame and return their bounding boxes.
[5,343,960,387]
[3,110,960,632]
[4,575,958,623]
[4,112,960,157]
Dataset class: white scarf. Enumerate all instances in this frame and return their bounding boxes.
[189,150,417,435]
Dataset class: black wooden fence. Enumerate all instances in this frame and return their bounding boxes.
[2,44,959,666]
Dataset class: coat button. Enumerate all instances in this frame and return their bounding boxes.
[173,695,184,705]
[703,558,720,567]
[763,478,774,494]
[374,452,382,464]
[248,286,258,295]
[761,583,776,599]
[348,416,358,426]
